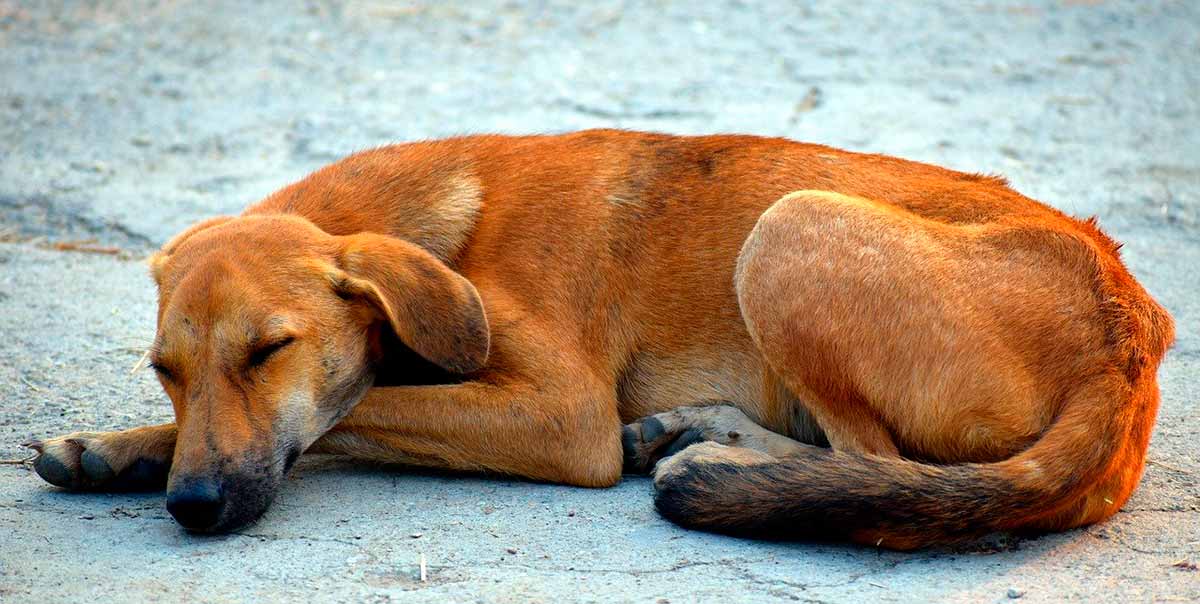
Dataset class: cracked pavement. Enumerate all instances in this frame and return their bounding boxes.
[1,1,1198,602]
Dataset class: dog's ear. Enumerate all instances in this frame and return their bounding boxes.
[331,232,490,374]
[148,216,235,283]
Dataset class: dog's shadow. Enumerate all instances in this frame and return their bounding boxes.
[14,454,1040,560]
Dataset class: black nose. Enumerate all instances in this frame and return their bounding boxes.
[166,477,224,530]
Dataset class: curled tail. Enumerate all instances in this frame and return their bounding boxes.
[654,372,1169,549]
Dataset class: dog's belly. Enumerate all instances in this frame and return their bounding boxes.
[615,349,761,422]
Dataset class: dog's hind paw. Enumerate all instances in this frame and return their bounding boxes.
[652,441,776,490]
[623,404,793,474]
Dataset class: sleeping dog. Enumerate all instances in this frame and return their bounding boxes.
[25,130,1173,549]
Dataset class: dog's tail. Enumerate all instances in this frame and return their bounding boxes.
[654,371,1166,549]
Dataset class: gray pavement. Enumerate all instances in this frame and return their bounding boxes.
[1,1,1198,602]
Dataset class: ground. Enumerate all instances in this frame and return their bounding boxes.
[1,1,1197,602]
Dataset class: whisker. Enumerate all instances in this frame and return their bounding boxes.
[130,348,152,375]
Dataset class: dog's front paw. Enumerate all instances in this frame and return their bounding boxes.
[25,433,116,490]
[24,428,172,492]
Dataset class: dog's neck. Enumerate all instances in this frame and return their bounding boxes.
[247,146,484,264]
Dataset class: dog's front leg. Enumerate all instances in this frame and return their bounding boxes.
[310,380,624,487]
[25,423,177,491]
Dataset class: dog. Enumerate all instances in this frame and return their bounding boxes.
[25,129,1173,549]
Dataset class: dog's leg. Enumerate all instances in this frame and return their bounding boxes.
[25,423,176,491]
[310,381,624,487]
[731,190,1131,462]
[622,404,814,474]
[732,191,924,459]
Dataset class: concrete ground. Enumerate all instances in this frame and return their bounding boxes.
[1,1,1197,602]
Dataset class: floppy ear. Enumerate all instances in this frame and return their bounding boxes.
[332,232,490,374]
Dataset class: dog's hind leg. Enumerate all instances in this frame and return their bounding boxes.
[733,191,923,457]
[731,189,1126,463]
[25,423,176,491]
[640,190,1174,546]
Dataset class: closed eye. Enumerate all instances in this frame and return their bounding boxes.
[149,361,176,382]
[248,336,295,369]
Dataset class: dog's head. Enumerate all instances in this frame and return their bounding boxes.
[146,214,489,531]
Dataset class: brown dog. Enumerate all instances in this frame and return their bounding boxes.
[26,130,1173,548]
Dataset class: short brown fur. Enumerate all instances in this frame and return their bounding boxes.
[29,130,1173,546]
